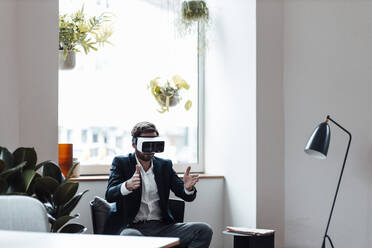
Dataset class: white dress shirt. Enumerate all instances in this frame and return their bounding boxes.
[120,155,194,222]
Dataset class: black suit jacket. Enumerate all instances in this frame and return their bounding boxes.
[104,153,197,234]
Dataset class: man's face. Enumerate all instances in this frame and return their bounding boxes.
[133,132,158,161]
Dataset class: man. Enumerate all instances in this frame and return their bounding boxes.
[105,121,213,248]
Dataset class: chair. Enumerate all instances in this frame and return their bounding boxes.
[90,196,113,234]
[0,195,49,232]
[90,196,185,234]
[168,198,185,223]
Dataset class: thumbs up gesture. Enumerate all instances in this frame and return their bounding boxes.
[183,166,199,191]
[125,165,141,191]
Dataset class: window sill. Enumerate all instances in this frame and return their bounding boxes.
[68,174,224,182]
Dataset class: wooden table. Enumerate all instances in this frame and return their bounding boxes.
[0,230,180,248]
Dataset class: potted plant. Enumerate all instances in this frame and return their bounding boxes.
[148,75,192,113]
[59,5,113,70]
[178,0,209,36]
[0,147,88,233]
[34,161,88,233]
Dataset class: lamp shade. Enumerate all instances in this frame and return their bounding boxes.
[304,122,330,159]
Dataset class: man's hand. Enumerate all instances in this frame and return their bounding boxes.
[125,165,141,191]
[183,166,199,191]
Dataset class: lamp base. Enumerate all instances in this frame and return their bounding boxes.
[322,235,335,248]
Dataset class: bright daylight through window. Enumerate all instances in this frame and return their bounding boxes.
[58,0,203,174]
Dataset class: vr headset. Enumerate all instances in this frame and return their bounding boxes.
[135,137,165,153]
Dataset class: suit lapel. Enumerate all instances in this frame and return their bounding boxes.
[152,158,164,202]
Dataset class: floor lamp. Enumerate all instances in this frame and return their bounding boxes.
[304,115,352,248]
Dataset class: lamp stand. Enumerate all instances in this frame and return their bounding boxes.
[321,116,352,248]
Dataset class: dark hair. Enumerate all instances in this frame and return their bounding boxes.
[131,121,159,144]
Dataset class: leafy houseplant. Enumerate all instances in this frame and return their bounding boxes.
[148,75,192,113]
[0,147,45,195]
[59,5,113,69]
[34,161,88,233]
[0,147,88,233]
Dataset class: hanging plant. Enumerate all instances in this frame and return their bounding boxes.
[178,0,209,36]
[148,75,192,113]
[59,5,113,69]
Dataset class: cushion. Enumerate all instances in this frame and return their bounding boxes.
[91,196,112,234]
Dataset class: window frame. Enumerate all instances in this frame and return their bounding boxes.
[78,22,206,175]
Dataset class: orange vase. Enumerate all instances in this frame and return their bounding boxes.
[58,144,73,177]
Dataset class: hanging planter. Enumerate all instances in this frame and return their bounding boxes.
[179,0,209,36]
[59,5,113,70]
[58,50,76,70]
[182,0,209,22]
[148,75,192,113]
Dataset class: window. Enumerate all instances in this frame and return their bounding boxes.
[81,129,87,143]
[58,0,204,174]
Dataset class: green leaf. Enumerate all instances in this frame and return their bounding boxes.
[59,223,86,233]
[0,147,14,170]
[0,177,8,194]
[34,176,60,195]
[13,147,37,170]
[7,172,26,193]
[52,214,78,232]
[64,162,79,182]
[60,189,88,216]
[185,100,192,111]
[42,162,63,184]
[53,182,79,206]
[47,213,56,224]
[22,169,36,192]
[34,186,50,203]
[34,176,59,203]
[0,160,5,173]
[0,161,27,178]
[26,173,41,195]
[44,202,56,215]
[35,160,52,171]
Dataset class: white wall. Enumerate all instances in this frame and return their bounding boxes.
[205,1,257,247]
[74,178,224,248]
[257,1,285,248]
[284,1,372,247]
[16,0,59,162]
[0,0,58,161]
[0,0,19,150]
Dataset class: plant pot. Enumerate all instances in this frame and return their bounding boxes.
[182,0,209,21]
[59,50,76,70]
[71,158,80,178]
[158,94,181,108]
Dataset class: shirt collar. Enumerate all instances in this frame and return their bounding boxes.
[135,154,154,174]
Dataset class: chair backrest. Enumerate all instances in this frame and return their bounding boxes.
[90,197,185,234]
[0,195,49,232]
[90,196,113,234]
[168,198,185,223]
[89,200,98,234]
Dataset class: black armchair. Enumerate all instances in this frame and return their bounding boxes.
[168,198,185,223]
[90,197,185,234]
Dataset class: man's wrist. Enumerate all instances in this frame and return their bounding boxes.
[184,186,195,195]
[121,181,133,195]
[125,181,132,191]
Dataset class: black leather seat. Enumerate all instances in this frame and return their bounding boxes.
[90,197,185,234]
[168,198,185,223]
